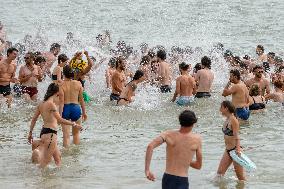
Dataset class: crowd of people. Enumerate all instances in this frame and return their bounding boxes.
[1,21,284,189]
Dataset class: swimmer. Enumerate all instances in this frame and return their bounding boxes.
[117,70,144,106]
[265,81,284,103]
[28,83,82,168]
[34,56,46,74]
[59,65,87,148]
[145,110,202,189]
[217,101,245,181]
[110,57,126,101]
[245,65,270,96]
[138,55,151,82]
[222,69,250,121]
[195,56,214,98]
[19,52,43,101]
[51,54,69,84]
[42,43,61,76]
[105,57,116,89]
[0,47,18,108]
[157,50,172,93]
[171,62,196,106]
[256,45,267,64]
[248,84,266,113]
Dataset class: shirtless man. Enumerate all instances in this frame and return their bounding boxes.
[265,81,284,103]
[28,83,82,168]
[19,52,43,101]
[157,50,172,93]
[256,45,267,64]
[145,110,202,189]
[195,56,214,98]
[117,70,144,105]
[245,65,270,96]
[42,43,61,76]
[171,62,196,106]
[222,69,250,121]
[105,57,116,89]
[59,65,87,148]
[138,55,151,83]
[110,57,126,101]
[0,47,18,108]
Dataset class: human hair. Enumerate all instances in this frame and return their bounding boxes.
[179,62,189,70]
[201,56,211,69]
[116,56,124,69]
[253,65,263,72]
[63,65,74,79]
[267,52,275,57]
[179,110,197,127]
[249,84,260,96]
[157,50,167,60]
[230,69,241,80]
[58,54,68,64]
[34,51,42,58]
[34,56,46,65]
[25,51,35,60]
[108,57,116,68]
[140,55,151,65]
[257,45,264,52]
[44,83,59,101]
[274,80,283,89]
[193,63,202,73]
[132,70,144,81]
[221,100,235,114]
[50,43,61,51]
[147,50,155,58]
[7,47,18,56]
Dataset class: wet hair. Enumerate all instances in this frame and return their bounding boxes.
[224,50,233,57]
[249,84,260,96]
[132,70,144,81]
[179,110,197,127]
[221,101,235,114]
[108,57,116,68]
[140,55,151,65]
[63,65,74,79]
[50,43,61,51]
[233,56,242,65]
[201,56,211,69]
[34,56,46,65]
[257,45,264,52]
[193,63,202,73]
[34,51,42,58]
[274,80,283,89]
[243,55,250,60]
[274,56,283,63]
[147,50,156,58]
[230,69,241,80]
[157,50,167,60]
[253,65,263,72]
[267,52,275,57]
[179,62,189,70]
[44,83,59,101]
[25,51,35,60]
[58,54,68,64]
[240,62,248,69]
[7,47,18,56]
[116,56,124,69]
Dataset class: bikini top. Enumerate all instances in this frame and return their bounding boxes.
[249,96,265,110]
[222,119,234,136]
[51,72,63,81]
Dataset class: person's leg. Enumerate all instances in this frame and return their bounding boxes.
[5,94,12,108]
[32,139,41,150]
[233,161,246,181]
[62,124,71,148]
[72,119,81,145]
[217,151,233,176]
[53,144,61,167]
[31,148,41,164]
[39,135,56,168]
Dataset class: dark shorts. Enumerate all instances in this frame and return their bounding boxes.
[235,107,250,120]
[62,103,82,121]
[110,93,120,101]
[162,173,189,189]
[0,85,11,96]
[160,85,171,93]
[22,86,38,98]
[195,92,211,98]
[13,84,22,97]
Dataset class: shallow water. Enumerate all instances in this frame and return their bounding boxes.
[1,0,284,189]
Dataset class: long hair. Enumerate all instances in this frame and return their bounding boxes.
[44,83,59,101]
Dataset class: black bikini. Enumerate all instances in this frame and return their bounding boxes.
[40,127,57,149]
[249,96,265,110]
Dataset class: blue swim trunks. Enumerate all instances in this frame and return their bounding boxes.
[176,96,194,106]
[235,107,250,120]
[62,103,82,121]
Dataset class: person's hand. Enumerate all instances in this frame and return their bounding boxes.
[82,113,88,122]
[145,170,156,181]
[74,124,83,131]
[75,52,82,58]
[236,146,242,157]
[171,98,175,103]
[83,50,89,57]
[28,132,33,144]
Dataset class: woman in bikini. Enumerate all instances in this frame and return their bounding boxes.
[28,83,82,168]
[217,101,245,181]
[51,54,69,84]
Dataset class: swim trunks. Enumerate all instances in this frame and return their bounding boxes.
[160,85,171,93]
[0,84,11,96]
[162,173,189,189]
[235,107,250,120]
[21,86,38,98]
[176,96,194,106]
[110,93,120,101]
[195,92,211,98]
[62,103,82,121]
[13,84,22,97]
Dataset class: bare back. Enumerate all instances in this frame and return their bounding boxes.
[61,80,83,104]
[38,101,59,129]
[231,82,249,108]
[158,61,171,86]
[177,75,195,96]
[163,130,201,177]
[195,69,214,92]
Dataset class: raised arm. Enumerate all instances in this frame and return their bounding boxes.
[222,82,235,97]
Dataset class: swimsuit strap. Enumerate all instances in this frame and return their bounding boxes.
[252,96,256,104]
